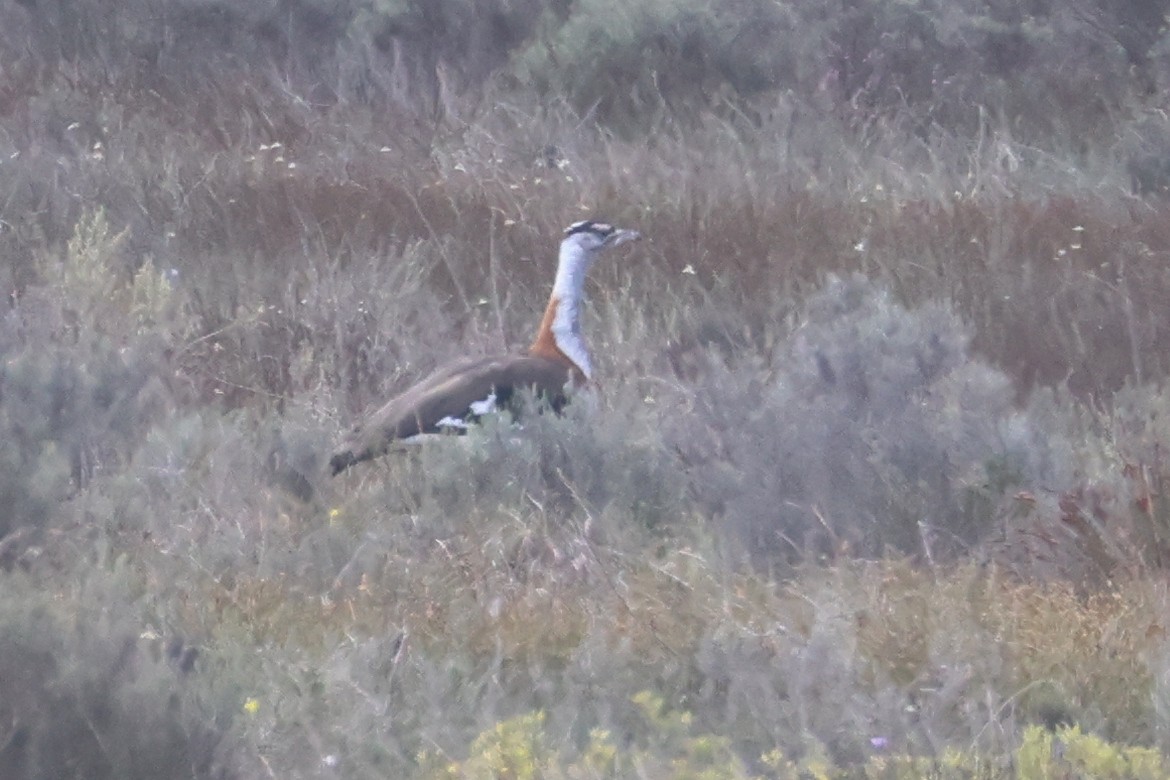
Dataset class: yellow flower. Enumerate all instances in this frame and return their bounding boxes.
[243,697,260,715]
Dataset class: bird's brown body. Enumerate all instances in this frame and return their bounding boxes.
[329,354,578,475]
[329,220,639,475]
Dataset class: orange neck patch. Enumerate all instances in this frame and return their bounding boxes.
[529,296,588,384]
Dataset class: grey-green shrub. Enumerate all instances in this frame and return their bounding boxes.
[0,572,238,780]
[666,274,1055,566]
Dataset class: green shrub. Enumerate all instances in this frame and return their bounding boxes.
[0,571,238,779]
[664,274,1053,566]
[1017,724,1165,780]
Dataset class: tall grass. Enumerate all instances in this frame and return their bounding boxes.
[3,0,1170,776]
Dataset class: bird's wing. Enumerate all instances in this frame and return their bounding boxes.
[330,354,574,474]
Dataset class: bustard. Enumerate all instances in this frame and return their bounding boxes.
[329,220,641,475]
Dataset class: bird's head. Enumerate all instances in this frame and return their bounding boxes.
[560,220,641,262]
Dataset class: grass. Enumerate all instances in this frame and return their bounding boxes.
[3,0,1170,776]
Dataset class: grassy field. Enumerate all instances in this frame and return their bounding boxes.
[4,0,1170,777]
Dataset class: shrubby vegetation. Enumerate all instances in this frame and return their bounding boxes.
[0,572,234,779]
[3,0,1170,776]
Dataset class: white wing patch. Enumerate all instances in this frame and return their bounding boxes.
[436,391,498,431]
[469,391,497,416]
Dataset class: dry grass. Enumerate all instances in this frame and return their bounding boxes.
[4,1,1170,777]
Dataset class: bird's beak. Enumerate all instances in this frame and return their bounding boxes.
[606,228,642,248]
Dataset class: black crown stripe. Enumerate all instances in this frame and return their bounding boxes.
[564,220,615,238]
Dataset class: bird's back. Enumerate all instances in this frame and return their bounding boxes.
[329,353,577,474]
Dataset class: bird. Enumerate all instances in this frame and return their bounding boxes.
[329,219,641,475]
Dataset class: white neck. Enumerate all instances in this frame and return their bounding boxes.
[550,240,593,379]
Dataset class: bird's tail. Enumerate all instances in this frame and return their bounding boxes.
[329,450,360,476]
